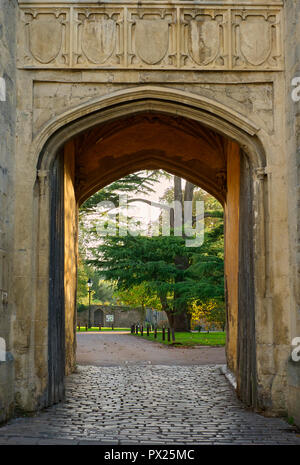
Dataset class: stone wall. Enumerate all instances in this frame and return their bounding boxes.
[0,0,17,423]
[284,0,300,427]
[77,306,168,329]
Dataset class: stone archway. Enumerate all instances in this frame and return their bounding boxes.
[33,87,267,412]
[94,309,104,327]
[1,0,299,430]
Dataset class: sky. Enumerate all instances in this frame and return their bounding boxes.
[126,174,174,225]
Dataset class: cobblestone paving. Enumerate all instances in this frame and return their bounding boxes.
[0,364,299,445]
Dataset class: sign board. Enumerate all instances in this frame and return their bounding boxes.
[106,314,114,322]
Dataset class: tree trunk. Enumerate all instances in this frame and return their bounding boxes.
[170,176,183,231]
[184,181,195,203]
[163,177,196,333]
[166,311,191,332]
[172,178,194,331]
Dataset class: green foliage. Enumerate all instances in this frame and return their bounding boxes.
[79,170,225,329]
[160,184,224,232]
[209,304,226,330]
[89,234,189,313]
[77,259,115,305]
[115,283,162,310]
[78,170,169,258]
[80,171,165,214]
[185,224,224,304]
[77,259,89,302]
[77,303,87,313]
[89,223,224,317]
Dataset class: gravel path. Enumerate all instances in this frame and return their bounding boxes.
[76,332,226,366]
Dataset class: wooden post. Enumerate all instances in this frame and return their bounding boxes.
[171,328,175,342]
[99,325,101,331]
[167,327,171,342]
[154,327,157,338]
[147,325,150,336]
[141,325,143,336]
[85,324,88,332]
[162,327,165,341]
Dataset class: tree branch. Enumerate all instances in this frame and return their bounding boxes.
[127,198,171,211]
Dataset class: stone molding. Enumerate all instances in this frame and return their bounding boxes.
[17,2,284,70]
[33,86,262,172]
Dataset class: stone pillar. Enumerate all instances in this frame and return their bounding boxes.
[224,140,240,374]
[0,0,17,423]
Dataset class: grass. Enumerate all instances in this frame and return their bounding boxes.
[132,330,226,347]
[77,326,130,332]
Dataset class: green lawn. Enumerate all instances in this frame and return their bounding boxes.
[132,330,226,347]
[76,326,226,347]
[77,326,130,332]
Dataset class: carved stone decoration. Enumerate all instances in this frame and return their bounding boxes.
[189,19,219,65]
[18,4,283,71]
[240,17,271,66]
[255,167,267,181]
[129,10,176,67]
[82,17,116,64]
[181,10,227,68]
[29,15,62,63]
[191,16,222,66]
[135,19,169,65]
[22,10,69,66]
[76,10,123,66]
[233,11,282,69]
[37,169,49,197]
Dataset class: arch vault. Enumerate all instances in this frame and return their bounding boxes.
[34,87,267,410]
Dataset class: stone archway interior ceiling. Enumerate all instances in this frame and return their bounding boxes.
[36,87,266,204]
[73,111,229,205]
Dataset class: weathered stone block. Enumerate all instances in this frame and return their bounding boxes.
[0,354,14,424]
[287,358,300,427]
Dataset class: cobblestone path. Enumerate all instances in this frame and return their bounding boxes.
[0,364,299,445]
